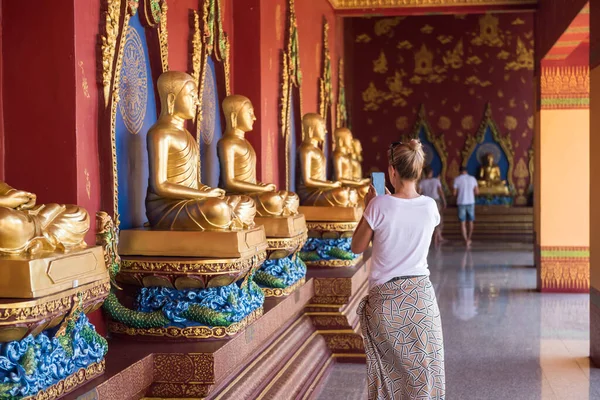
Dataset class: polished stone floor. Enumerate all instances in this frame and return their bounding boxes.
[314,243,600,400]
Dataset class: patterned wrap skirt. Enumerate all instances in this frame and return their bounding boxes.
[358,276,445,400]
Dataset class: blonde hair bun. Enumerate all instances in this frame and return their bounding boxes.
[408,139,421,151]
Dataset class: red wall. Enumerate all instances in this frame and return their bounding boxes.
[347,14,535,193]
[2,1,78,204]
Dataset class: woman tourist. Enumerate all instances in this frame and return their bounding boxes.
[352,139,445,399]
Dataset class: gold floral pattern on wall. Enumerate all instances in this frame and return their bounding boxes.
[350,13,534,193]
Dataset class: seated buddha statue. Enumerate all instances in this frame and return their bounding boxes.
[477,152,509,195]
[218,95,299,217]
[0,181,89,255]
[145,71,256,231]
[297,113,358,207]
[332,128,370,201]
[351,138,365,181]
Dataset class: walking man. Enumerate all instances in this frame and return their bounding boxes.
[453,167,478,247]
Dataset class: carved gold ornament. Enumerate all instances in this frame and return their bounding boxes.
[327,0,536,8]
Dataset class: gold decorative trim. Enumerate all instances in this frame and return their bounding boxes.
[101,0,121,108]
[262,277,306,297]
[461,103,515,189]
[318,19,332,123]
[327,0,537,9]
[0,280,110,326]
[410,105,449,192]
[281,0,303,191]
[336,58,348,129]
[305,255,363,268]
[528,147,534,188]
[266,232,308,251]
[306,221,359,231]
[120,251,267,274]
[158,0,169,72]
[109,307,263,339]
[24,361,105,400]
[191,11,202,89]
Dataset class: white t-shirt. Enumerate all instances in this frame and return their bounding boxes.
[363,195,440,287]
[420,178,442,200]
[453,174,478,205]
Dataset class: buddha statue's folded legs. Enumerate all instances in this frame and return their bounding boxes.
[248,191,300,217]
[0,202,89,255]
[298,186,358,208]
[146,193,256,231]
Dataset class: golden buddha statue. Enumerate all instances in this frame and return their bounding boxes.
[297,113,358,207]
[218,94,299,217]
[477,152,509,195]
[333,128,370,193]
[0,181,89,255]
[351,138,364,181]
[145,71,256,231]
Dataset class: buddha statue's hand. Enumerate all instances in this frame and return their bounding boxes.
[332,181,343,188]
[0,190,36,210]
[206,188,226,198]
[261,183,277,192]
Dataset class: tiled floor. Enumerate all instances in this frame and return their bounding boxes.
[314,243,600,400]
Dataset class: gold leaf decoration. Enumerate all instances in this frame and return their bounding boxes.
[466,55,482,65]
[443,39,463,69]
[504,116,518,131]
[386,70,413,106]
[462,115,474,130]
[453,103,462,112]
[414,44,433,75]
[437,35,453,44]
[356,33,372,43]
[527,116,534,129]
[397,40,413,50]
[465,76,492,87]
[448,159,460,179]
[497,50,510,60]
[438,116,451,130]
[373,51,388,74]
[396,116,408,130]
[498,90,504,98]
[512,18,525,25]
[505,38,533,71]
[421,24,434,34]
[410,75,423,84]
[374,17,403,37]
[509,98,516,108]
[515,157,529,180]
[362,82,385,111]
[472,14,503,47]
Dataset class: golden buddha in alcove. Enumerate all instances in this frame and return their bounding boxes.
[218,95,299,217]
[297,114,358,207]
[0,181,89,255]
[477,152,509,195]
[145,71,256,230]
[332,128,369,200]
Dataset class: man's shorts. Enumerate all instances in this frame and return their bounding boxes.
[458,204,475,222]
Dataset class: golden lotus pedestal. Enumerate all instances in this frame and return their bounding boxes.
[254,215,308,298]
[109,227,269,340]
[0,247,110,400]
[298,206,363,268]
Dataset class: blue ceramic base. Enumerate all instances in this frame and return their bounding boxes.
[476,195,514,206]
[0,312,107,399]
[298,237,358,263]
[255,256,307,289]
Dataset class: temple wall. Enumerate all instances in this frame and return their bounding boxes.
[590,0,600,364]
[538,108,589,247]
[536,0,589,60]
[346,13,535,203]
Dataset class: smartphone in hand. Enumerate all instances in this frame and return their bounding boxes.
[371,172,386,196]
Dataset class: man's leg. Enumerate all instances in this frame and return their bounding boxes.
[461,222,468,244]
[458,205,468,244]
[466,205,475,247]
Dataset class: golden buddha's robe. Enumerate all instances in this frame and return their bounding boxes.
[297,144,358,207]
[351,157,363,181]
[218,135,299,217]
[0,182,89,255]
[146,127,255,230]
[333,151,369,201]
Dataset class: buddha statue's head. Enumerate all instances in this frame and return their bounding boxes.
[334,128,353,154]
[223,95,256,133]
[302,113,326,144]
[157,71,198,120]
[484,152,495,166]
